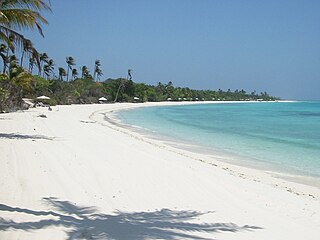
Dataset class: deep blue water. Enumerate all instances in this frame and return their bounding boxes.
[116,102,320,179]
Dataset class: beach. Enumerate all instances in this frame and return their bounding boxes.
[0,102,319,240]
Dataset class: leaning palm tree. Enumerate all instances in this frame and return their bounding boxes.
[20,39,32,66]
[43,58,54,79]
[71,68,78,80]
[0,0,51,49]
[81,65,89,78]
[0,43,8,73]
[127,69,133,80]
[28,56,36,73]
[1,34,15,73]
[96,68,103,81]
[93,59,101,81]
[66,56,75,82]
[38,52,48,75]
[58,67,66,81]
[114,69,132,102]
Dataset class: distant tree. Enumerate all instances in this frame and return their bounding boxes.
[127,69,132,80]
[71,68,78,80]
[38,52,48,75]
[0,56,33,111]
[28,56,36,73]
[0,44,8,73]
[81,65,89,78]
[114,78,126,102]
[96,68,103,81]
[66,56,75,82]
[58,67,67,81]
[20,39,34,67]
[93,60,101,81]
[43,59,54,79]
[20,39,31,66]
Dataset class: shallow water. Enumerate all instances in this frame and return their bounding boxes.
[116,102,320,181]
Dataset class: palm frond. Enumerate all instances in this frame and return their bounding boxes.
[0,9,48,36]
[0,0,51,12]
[0,25,25,49]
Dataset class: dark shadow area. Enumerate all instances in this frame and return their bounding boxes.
[0,133,54,140]
[0,197,262,239]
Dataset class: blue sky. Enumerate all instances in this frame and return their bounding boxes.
[24,0,320,100]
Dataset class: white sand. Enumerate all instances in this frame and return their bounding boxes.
[0,102,319,240]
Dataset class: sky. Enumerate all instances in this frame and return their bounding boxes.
[23,0,320,100]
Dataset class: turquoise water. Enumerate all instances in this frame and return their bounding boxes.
[116,102,320,179]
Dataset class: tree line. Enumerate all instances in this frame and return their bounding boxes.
[0,0,279,113]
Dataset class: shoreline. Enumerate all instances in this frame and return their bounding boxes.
[1,102,319,239]
[102,101,320,191]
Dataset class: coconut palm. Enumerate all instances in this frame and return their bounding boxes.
[58,67,66,81]
[66,56,75,82]
[127,69,132,80]
[114,69,132,102]
[38,52,48,75]
[28,56,36,73]
[0,0,51,50]
[81,65,89,78]
[114,78,125,103]
[1,34,15,73]
[43,59,54,79]
[1,57,33,111]
[20,39,32,66]
[71,68,78,80]
[96,68,103,81]
[93,59,101,81]
[0,43,8,73]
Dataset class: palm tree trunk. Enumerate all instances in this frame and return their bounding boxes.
[67,66,69,82]
[3,50,9,74]
[38,62,42,76]
[2,61,6,74]
[20,51,25,67]
[114,80,123,102]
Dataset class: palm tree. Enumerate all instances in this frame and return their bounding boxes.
[81,65,89,78]
[0,43,8,73]
[58,67,66,81]
[114,78,125,102]
[93,59,101,81]
[0,0,51,50]
[66,56,75,82]
[28,56,36,73]
[43,59,54,79]
[71,68,78,80]
[1,56,33,111]
[20,39,32,66]
[127,69,132,80]
[38,52,48,75]
[114,69,132,102]
[96,68,103,81]
[1,34,15,73]
[20,39,39,70]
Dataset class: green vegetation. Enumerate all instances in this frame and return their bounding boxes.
[0,0,279,113]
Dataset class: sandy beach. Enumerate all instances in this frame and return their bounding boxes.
[0,102,319,240]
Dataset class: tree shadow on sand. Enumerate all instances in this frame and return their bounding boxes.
[0,133,54,140]
[0,197,262,239]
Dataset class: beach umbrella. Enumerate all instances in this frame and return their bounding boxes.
[98,97,107,101]
[133,97,139,100]
[36,95,50,100]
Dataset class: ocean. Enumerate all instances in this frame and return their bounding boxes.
[115,101,320,183]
